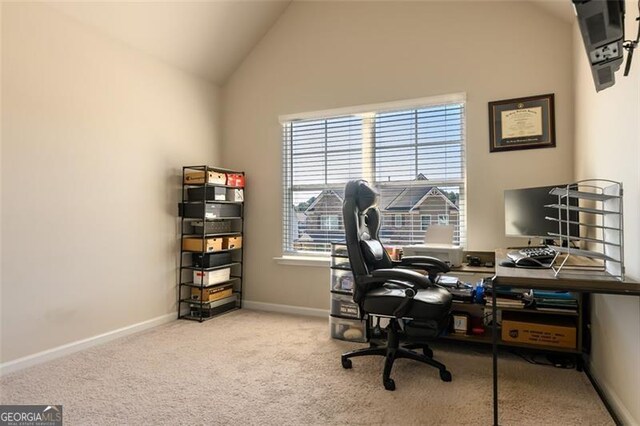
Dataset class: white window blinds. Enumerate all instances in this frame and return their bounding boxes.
[282,96,466,255]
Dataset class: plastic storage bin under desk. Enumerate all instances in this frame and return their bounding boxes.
[330,292,360,319]
[331,243,348,257]
[330,256,351,269]
[330,315,367,343]
[331,269,354,293]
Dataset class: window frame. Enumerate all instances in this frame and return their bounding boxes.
[421,214,432,231]
[321,215,340,230]
[281,93,466,257]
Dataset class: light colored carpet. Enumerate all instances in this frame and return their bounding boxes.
[1,310,612,425]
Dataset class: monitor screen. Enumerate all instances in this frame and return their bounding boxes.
[504,184,579,240]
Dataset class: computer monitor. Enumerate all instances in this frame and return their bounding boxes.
[504,184,579,241]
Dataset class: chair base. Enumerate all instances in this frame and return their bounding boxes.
[341,319,452,390]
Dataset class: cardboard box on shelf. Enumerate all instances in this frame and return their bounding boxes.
[192,268,231,286]
[501,314,576,349]
[182,237,223,253]
[187,187,227,201]
[190,284,234,302]
[226,188,244,202]
[226,173,245,188]
[192,252,233,268]
[184,171,226,185]
[179,203,241,219]
[223,236,242,250]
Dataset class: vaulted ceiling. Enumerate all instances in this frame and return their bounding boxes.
[45,0,573,86]
[47,1,291,85]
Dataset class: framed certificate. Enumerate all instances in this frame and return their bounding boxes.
[488,93,555,152]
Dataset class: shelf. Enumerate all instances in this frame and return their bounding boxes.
[183,165,244,174]
[182,232,242,238]
[548,245,619,262]
[550,187,621,201]
[179,165,245,323]
[441,331,580,353]
[181,247,243,254]
[181,200,244,204]
[487,306,578,317]
[545,203,620,215]
[179,306,239,322]
[179,296,238,305]
[182,217,243,221]
[182,262,241,271]
[547,233,620,247]
[441,332,493,344]
[180,277,241,289]
[545,216,621,231]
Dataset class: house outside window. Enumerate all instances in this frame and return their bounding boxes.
[282,94,466,255]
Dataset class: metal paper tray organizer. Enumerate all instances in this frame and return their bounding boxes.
[545,179,624,280]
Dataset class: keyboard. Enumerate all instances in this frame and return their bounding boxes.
[506,247,557,268]
[517,247,557,260]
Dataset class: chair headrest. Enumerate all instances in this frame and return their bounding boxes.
[344,180,379,213]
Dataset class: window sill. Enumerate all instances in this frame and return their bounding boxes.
[274,255,330,268]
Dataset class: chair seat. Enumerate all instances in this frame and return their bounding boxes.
[363,285,452,320]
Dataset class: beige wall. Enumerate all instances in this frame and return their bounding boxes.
[222,1,574,310]
[573,1,640,423]
[1,3,221,362]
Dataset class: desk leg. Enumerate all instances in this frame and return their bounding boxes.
[492,278,499,426]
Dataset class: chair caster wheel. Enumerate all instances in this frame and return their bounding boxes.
[383,378,396,391]
[341,357,352,369]
[423,347,433,358]
[440,370,452,382]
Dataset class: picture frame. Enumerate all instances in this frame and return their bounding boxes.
[488,93,555,153]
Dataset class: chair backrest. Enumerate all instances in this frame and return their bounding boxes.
[342,180,394,304]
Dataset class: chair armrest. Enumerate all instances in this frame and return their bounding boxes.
[395,256,451,274]
[370,268,432,289]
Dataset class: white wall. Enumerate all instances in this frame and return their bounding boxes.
[1,3,221,362]
[222,1,574,310]
[573,1,640,423]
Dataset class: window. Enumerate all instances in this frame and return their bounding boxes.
[282,94,466,255]
[321,215,340,230]
[421,215,432,231]
[438,214,450,225]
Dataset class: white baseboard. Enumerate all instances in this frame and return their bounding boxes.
[589,365,638,425]
[0,312,177,376]
[243,300,328,318]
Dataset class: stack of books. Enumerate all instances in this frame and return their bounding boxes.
[532,290,578,313]
[484,286,528,309]
[485,298,525,309]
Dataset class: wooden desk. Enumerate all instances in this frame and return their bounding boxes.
[491,249,640,425]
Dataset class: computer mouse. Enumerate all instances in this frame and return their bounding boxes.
[499,259,515,267]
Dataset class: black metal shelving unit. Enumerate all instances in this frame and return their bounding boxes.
[178,165,245,322]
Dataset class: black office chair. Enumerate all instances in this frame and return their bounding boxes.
[340,180,453,390]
